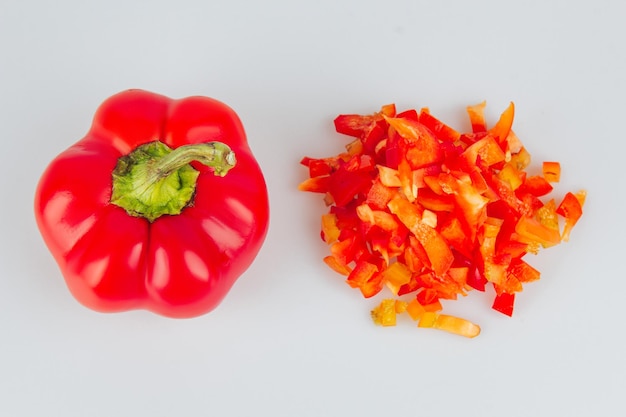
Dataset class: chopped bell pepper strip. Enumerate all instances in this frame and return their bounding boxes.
[492,292,515,317]
[489,101,515,145]
[535,199,559,232]
[367,176,398,209]
[300,100,586,337]
[467,101,487,133]
[418,110,461,142]
[466,266,488,292]
[356,204,398,232]
[452,176,490,243]
[420,297,443,312]
[371,298,398,326]
[542,161,561,183]
[515,215,562,248]
[334,104,396,138]
[418,312,481,338]
[479,218,508,285]
[462,136,506,167]
[574,189,587,206]
[556,191,584,241]
[321,213,340,243]
[510,146,531,171]
[504,130,524,157]
[405,298,426,320]
[297,176,330,193]
[385,116,444,169]
[380,262,412,295]
[508,258,540,284]
[417,188,455,212]
[327,169,373,207]
[346,260,383,298]
[323,255,353,276]
[498,163,525,191]
[516,175,553,197]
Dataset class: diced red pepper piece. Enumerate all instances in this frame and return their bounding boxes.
[330,234,367,266]
[418,110,461,142]
[334,114,377,138]
[486,172,532,217]
[385,117,443,169]
[356,203,399,233]
[462,135,506,167]
[301,157,334,178]
[517,175,553,197]
[492,292,515,316]
[328,170,372,206]
[466,267,488,292]
[489,101,515,145]
[416,188,455,212]
[515,215,561,248]
[346,260,382,298]
[359,273,385,298]
[439,216,471,258]
[467,101,487,133]
[298,176,330,193]
[334,104,395,138]
[508,259,540,283]
[556,191,584,241]
[396,109,419,121]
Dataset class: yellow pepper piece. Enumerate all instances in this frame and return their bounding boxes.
[418,312,481,338]
[371,299,397,326]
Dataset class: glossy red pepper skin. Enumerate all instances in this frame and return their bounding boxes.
[34,90,269,318]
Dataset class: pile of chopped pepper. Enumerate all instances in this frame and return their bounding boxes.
[299,101,585,338]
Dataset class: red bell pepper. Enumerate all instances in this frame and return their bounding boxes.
[34,90,269,318]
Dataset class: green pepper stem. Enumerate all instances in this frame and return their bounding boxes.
[110,141,236,222]
[152,142,236,180]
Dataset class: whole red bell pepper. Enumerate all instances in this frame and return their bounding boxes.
[34,89,269,318]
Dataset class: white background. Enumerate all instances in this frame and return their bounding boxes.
[1,1,625,416]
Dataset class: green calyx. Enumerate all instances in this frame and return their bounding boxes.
[110,140,236,222]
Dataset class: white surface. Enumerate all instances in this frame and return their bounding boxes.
[1,0,625,416]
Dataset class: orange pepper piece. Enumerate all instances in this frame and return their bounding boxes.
[556,191,585,241]
[542,161,561,183]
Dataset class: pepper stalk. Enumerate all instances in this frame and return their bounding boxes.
[110,140,236,222]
